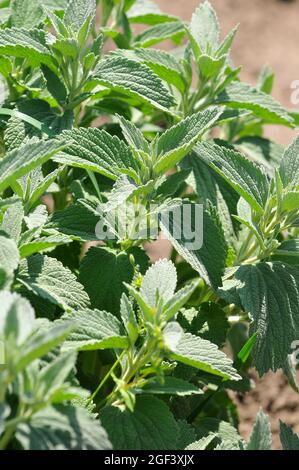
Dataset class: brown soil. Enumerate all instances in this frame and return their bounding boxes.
[154,0,299,449]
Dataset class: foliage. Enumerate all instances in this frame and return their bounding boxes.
[0,0,298,450]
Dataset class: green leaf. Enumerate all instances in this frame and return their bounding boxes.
[64,0,96,33]
[11,0,45,29]
[160,202,227,288]
[279,421,299,450]
[127,0,178,25]
[117,114,149,154]
[1,199,24,243]
[142,377,203,396]
[168,331,241,381]
[153,107,222,174]
[79,247,135,315]
[54,127,139,181]
[235,136,284,172]
[180,302,230,348]
[217,82,294,127]
[92,52,176,111]
[100,396,179,450]
[45,199,100,241]
[38,351,77,398]
[0,28,54,67]
[234,262,299,374]
[41,65,67,104]
[0,291,35,345]
[0,235,19,283]
[19,234,72,258]
[140,259,177,307]
[282,191,299,212]
[16,321,75,371]
[163,281,197,322]
[62,308,129,351]
[133,21,185,48]
[190,1,220,54]
[194,418,243,450]
[195,141,269,214]
[121,48,186,93]
[16,405,111,450]
[17,254,89,313]
[246,409,272,450]
[0,138,65,193]
[272,240,299,266]
[120,293,138,344]
[280,135,299,188]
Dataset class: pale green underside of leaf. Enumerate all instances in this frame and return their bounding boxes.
[194,142,269,214]
[17,254,89,312]
[169,332,241,380]
[0,139,65,193]
[190,1,220,53]
[246,409,272,450]
[217,82,294,127]
[92,54,176,113]
[53,127,139,181]
[62,308,128,351]
[100,396,179,450]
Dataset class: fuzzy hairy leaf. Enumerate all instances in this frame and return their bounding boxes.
[0,28,54,67]
[246,409,272,450]
[54,127,139,181]
[45,199,100,241]
[154,107,222,174]
[0,291,35,345]
[0,139,65,193]
[17,254,89,312]
[127,0,178,25]
[121,48,186,93]
[169,332,240,380]
[100,396,179,450]
[92,53,175,113]
[217,82,294,127]
[194,142,269,214]
[190,1,219,53]
[160,202,227,289]
[11,0,45,29]
[142,377,203,396]
[79,247,136,315]
[280,135,299,189]
[16,405,111,450]
[64,0,96,32]
[140,259,177,307]
[62,308,128,351]
[134,21,184,48]
[234,262,299,374]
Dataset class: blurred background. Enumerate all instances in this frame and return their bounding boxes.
[153,0,299,448]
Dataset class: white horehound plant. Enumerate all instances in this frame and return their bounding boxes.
[0,0,298,451]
